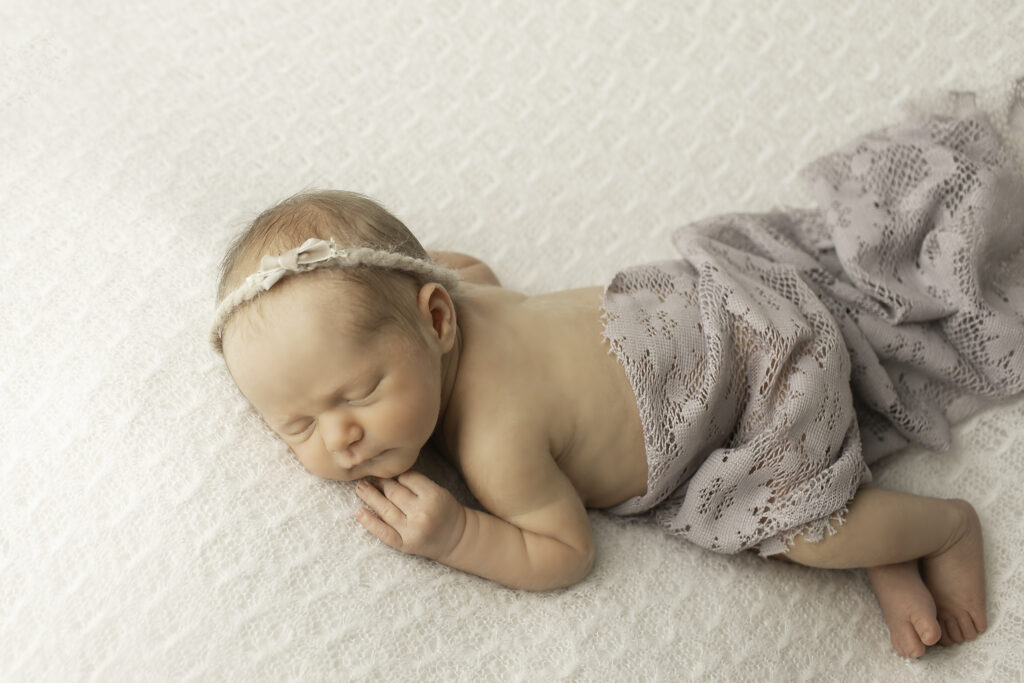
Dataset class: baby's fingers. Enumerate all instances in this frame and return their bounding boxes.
[355,480,406,546]
[355,508,403,549]
[395,470,436,495]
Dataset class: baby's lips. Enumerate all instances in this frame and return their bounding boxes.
[335,447,378,468]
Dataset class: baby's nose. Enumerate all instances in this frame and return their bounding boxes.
[323,420,363,453]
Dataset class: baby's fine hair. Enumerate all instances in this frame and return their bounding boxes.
[214,189,442,354]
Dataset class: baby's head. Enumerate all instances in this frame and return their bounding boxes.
[212,190,461,481]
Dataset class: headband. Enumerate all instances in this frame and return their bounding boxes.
[210,237,460,351]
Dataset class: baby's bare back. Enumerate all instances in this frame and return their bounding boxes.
[437,283,647,509]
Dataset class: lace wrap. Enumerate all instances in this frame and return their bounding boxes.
[602,94,1024,556]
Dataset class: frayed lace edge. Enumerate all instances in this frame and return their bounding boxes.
[598,297,621,358]
[755,504,851,559]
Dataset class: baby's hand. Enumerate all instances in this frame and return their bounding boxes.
[354,471,466,562]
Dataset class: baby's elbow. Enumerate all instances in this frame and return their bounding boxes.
[564,529,597,585]
[578,540,596,579]
[535,542,595,592]
[571,547,596,587]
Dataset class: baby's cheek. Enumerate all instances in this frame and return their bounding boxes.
[287,444,314,471]
[297,449,337,480]
[408,388,441,430]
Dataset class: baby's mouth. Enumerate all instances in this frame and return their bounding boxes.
[333,449,373,468]
[358,447,395,465]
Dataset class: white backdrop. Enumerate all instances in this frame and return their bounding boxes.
[3,1,1024,680]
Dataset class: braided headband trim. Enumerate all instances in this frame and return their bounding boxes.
[210,237,460,351]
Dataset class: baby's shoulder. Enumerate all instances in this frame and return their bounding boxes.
[445,283,608,455]
[446,398,562,517]
[451,286,561,415]
[448,358,552,458]
[443,326,557,475]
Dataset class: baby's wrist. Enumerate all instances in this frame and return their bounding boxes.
[435,503,470,565]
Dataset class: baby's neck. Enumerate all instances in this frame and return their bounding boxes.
[437,323,462,428]
[432,303,466,457]
[427,284,529,460]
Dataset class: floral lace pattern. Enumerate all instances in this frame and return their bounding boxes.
[602,94,1024,556]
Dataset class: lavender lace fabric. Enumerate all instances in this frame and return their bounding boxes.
[601,93,1024,556]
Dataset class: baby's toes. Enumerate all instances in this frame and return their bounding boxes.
[941,613,964,643]
[970,609,987,635]
[888,619,927,658]
[939,608,983,643]
[938,629,953,647]
[911,614,941,647]
[955,611,979,641]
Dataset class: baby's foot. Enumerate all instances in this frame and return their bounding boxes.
[920,499,987,646]
[867,561,940,657]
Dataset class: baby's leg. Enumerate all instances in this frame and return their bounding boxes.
[777,488,986,654]
[920,500,986,646]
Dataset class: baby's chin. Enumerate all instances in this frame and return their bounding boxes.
[370,456,419,480]
[331,450,418,482]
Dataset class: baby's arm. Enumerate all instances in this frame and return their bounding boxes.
[428,250,501,287]
[444,443,595,590]
[354,441,594,591]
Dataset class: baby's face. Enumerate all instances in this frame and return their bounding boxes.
[222,282,443,482]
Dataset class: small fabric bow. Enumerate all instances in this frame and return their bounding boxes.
[256,238,338,290]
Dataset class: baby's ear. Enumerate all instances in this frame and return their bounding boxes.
[416,283,457,352]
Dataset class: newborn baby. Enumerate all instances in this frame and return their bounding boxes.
[212,105,1024,657]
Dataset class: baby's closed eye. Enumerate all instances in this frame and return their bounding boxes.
[277,378,383,438]
[288,422,315,437]
[345,380,380,405]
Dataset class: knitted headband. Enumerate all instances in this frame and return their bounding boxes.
[210,237,460,351]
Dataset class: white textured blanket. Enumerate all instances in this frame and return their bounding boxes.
[3,1,1024,680]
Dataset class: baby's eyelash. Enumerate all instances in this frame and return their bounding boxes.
[346,380,381,405]
[288,421,315,437]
